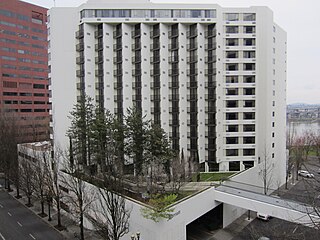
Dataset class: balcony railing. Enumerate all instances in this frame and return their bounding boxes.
[150,30,160,38]
[205,29,217,38]
[75,29,84,39]
[168,30,179,38]
[76,43,84,52]
[94,29,103,38]
[131,29,141,38]
[187,29,198,38]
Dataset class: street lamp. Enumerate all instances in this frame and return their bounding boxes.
[131,232,140,240]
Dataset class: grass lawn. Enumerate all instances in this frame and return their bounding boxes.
[192,172,237,182]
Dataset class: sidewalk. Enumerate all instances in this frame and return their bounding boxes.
[6,188,103,240]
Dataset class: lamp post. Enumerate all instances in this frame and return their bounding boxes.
[131,232,140,240]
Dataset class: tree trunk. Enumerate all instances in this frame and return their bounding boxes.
[28,196,31,206]
[80,211,84,240]
[56,196,62,227]
[41,200,45,215]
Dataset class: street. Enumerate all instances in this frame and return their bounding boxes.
[0,189,63,240]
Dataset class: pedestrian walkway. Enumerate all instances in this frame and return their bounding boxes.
[6,188,103,239]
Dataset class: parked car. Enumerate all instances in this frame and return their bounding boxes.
[298,170,314,178]
[257,213,271,221]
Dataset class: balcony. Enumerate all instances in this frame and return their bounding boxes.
[168,69,179,76]
[169,82,179,88]
[113,30,122,38]
[131,55,141,62]
[169,56,179,63]
[187,55,198,63]
[205,55,216,63]
[95,56,103,64]
[132,69,141,76]
[168,94,179,101]
[187,68,198,76]
[150,56,160,63]
[132,82,141,89]
[76,43,84,52]
[76,82,84,90]
[187,43,198,51]
[187,29,198,38]
[205,68,216,76]
[168,30,179,38]
[205,29,216,38]
[95,43,103,51]
[187,81,197,89]
[114,82,122,89]
[95,82,104,89]
[168,43,179,51]
[187,94,197,101]
[131,29,141,38]
[94,29,103,38]
[150,43,160,50]
[76,70,84,77]
[205,106,215,113]
[76,56,84,64]
[150,95,161,101]
[131,42,141,50]
[150,30,160,38]
[150,69,160,76]
[95,69,104,77]
[113,56,122,63]
[75,29,84,39]
[205,81,216,88]
[113,69,122,76]
[114,44,122,51]
[169,119,179,125]
[205,42,217,50]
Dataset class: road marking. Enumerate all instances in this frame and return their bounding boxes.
[17,221,22,227]
[29,234,36,240]
[7,212,11,217]
[0,232,5,240]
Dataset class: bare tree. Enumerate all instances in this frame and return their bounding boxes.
[19,157,36,207]
[259,148,274,195]
[88,176,131,240]
[60,160,96,240]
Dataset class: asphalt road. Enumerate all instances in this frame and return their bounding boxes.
[0,190,64,240]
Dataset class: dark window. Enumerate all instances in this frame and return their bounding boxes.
[243,149,255,156]
[226,149,238,156]
[229,161,240,171]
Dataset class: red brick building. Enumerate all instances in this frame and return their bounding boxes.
[0,0,49,142]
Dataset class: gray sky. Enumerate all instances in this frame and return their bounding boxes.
[24,0,320,104]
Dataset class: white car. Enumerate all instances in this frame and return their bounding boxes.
[298,170,314,178]
[257,213,271,221]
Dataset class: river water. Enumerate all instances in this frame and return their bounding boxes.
[287,121,320,137]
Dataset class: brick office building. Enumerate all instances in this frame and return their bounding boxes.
[0,0,49,142]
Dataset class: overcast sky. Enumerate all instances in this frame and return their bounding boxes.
[24,0,320,104]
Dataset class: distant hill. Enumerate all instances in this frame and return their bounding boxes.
[288,103,320,109]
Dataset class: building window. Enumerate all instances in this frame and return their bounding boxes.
[272,153,275,158]
[226,76,238,83]
[244,100,255,107]
[243,137,255,144]
[272,143,275,148]
[226,100,238,108]
[225,13,239,21]
[243,149,255,156]
[243,76,255,83]
[243,38,255,46]
[226,26,239,34]
[243,112,255,120]
[226,63,238,71]
[243,63,255,71]
[243,13,256,21]
[244,26,255,34]
[272,132,275,137]
[243,88,255,95]
[243,124,255,132]
[226,113,238,120]
[226,125,239,132]
[229,161,240,171]
[226,149,238,156]
[243,51,255,58]
[226,38,239,46]
[226,51,238,58]
[226,137,238,144]
[226,88,238,95]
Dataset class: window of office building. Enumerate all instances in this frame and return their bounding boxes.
[226,26,239,34]
[243,149,255,156]
[226,51,238,58]
[243,76,255,83]
[243,124,255,132]
[226,137,239,144]
[243,13,256,21]
[226,88,238,95]
[226,63,238,71]
[243,51,255,58]
[244,63,255,71]
[226,38,239,46]
[225,13,239,21]
[243,38,255,46]
[226,149,239,156]
[243,112,255,120]
[226,112,238,120]
[226,125,239,132]
[244,26,255,34]
[226,76,238,83]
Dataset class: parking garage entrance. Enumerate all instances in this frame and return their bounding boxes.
[186,203,223,240]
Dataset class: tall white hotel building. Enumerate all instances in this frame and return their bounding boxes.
[48,0,287,177]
